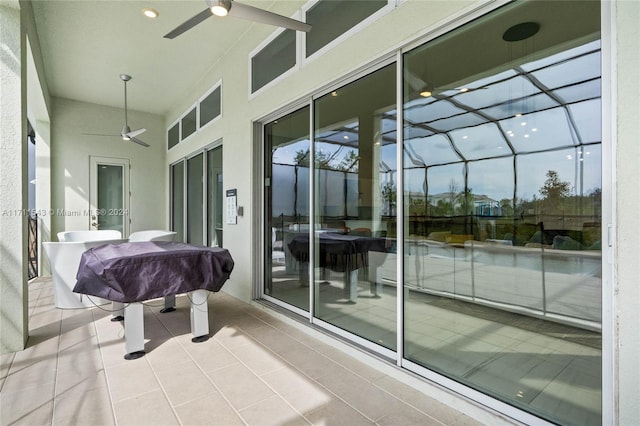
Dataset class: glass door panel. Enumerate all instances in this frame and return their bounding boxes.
[313,63,397,350]
[90,156,129,236]
[402,2,602,424]
[264,106,311,311]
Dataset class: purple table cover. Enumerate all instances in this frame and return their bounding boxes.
[287,233,388,273]
[74,241,234,303]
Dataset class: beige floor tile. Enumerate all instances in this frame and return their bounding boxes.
[206,362,276,411]
[314,367,408,422]
[144,338,191,371]
[0,381,55,426]
[52,382,114,426]
[227,339,287,376]
[1,352,15,389]
[238,394,307,426]
[55,351,108,394]
[174,391,244,426]
[261,367,334,415]
[303,398,373,425]
[277,346,342,380]
[243,324,304,355]
[213,324,259,350]
[373,375,465,425]
[105,358,161,403]
[154,359,217,406]
[2,356,58,393]
[113,389,179,426]
[376,408,446,426]
[177,335,239,373]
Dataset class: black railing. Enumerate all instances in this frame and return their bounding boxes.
[28,214,38,279]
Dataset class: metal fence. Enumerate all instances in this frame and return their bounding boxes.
[28,215,38,279]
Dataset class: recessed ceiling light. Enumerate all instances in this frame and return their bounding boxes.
[142,8,158,18]
[419,90,432,98]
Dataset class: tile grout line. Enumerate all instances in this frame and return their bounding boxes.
[246,310,451,425]
[147,300,237,426]
[221,318,376,424]
[32,280,61,426]
[91,306,119,426]
[151,299,252,426]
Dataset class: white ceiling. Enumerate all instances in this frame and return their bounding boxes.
[30,0,304,117]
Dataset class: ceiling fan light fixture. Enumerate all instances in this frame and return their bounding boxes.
[142,8,158,19]
[209,0,231,16]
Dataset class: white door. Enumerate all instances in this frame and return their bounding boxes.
[89,156,130,237]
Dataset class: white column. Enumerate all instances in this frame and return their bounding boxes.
[0,3,28,354]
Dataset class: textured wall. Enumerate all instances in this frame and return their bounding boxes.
[615,0,640,423]
[0,4,28,353]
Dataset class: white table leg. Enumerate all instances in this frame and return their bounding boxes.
[345,269,358,303]
[161,295,176,313]
[124,302,145,360]
[190,290,209,343]
[111,301,124,321]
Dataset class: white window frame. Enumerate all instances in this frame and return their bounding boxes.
[300,0,395,65]
[198,79,223,131]
[167,118,181,151]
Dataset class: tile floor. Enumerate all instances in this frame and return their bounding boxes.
[0,278,513,426]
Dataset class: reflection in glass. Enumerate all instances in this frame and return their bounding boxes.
[402,2,601,424]
[264,107,311,311]
[97,165,124,233]
[312,63,397,350]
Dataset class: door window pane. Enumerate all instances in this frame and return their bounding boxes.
[97,165,124,233]
[402,2,601,424]
[313,63,397,350]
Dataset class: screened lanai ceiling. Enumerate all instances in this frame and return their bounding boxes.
[303,0,602,177]
[402,39,601,168]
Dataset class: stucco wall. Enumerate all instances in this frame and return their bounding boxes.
[615,0,640,424]
[50,97,167,238]
[164,0,475,302]
[0,3,28,353]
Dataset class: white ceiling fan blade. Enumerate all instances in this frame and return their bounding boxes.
[164,8,213,39]
[129,137,150,147]
[229,2,311,32]
[126,128,146,138]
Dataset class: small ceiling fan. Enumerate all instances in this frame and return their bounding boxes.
[83,74,149,147]
[164,0,311,40]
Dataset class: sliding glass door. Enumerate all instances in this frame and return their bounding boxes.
[260,2,602,423]
[264,106,311,311]
[171,143,223,246]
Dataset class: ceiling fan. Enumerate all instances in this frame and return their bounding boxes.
[83,74,149,147]
[164,0,311,40]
